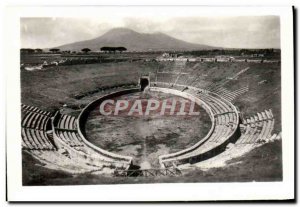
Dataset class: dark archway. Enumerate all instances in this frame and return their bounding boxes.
[140,78,149,91]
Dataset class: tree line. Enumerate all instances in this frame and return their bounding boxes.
[20,47,279,57]
[100,47,127,53]
[20,47,128,54]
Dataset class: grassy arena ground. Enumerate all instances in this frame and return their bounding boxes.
[85,91,211,168]
[21,54,282,184]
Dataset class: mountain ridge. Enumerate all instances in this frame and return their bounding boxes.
[53,28,218,51]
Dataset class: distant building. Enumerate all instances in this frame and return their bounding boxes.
[161,52,183,58]
[215,55,235,62]
[252,54,265,57]
[161,53,170,58]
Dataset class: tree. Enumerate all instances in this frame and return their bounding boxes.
[100,47,111,53]
[49,48,60,53]
[20,48,35,54]
[35,48,43,53]
[81,48,91,53]
[100,46,127,53]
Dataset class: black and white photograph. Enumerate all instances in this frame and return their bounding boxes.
[5,6,294,201]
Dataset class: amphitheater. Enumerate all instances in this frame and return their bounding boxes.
[21,58,282,181]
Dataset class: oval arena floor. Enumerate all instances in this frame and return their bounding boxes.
[84,90,211,168]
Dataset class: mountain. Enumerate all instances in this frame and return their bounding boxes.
[53,28,217,52]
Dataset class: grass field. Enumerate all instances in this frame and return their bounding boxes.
[21,61,156,112]
[183,61,281,131]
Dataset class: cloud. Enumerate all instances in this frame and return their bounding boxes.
[21,16,280,49]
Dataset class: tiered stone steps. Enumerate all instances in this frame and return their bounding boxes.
[211,86,249,102]
[21,104,55,150]
[21,128,55,150]
[236,109,275,144]
[21,104,52,130]
[21,105,131,174]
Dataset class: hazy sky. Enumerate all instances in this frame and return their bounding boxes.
[21,16,280,49]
